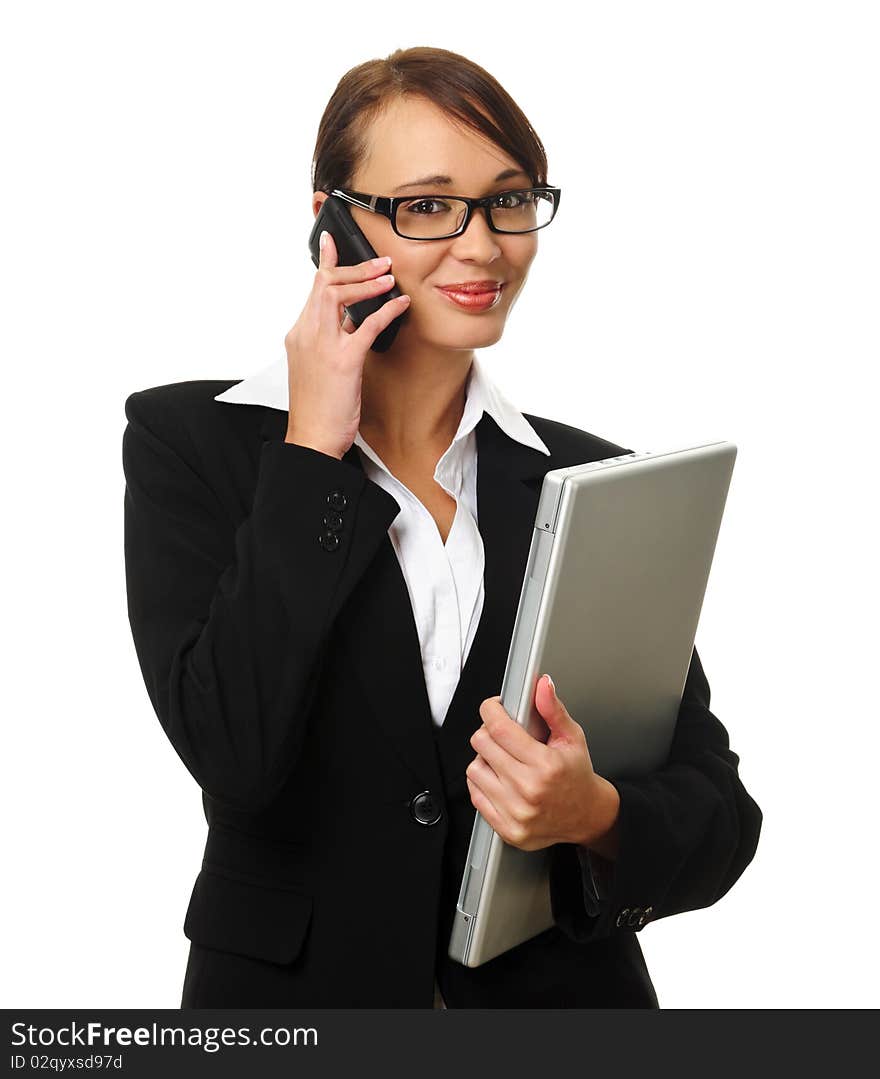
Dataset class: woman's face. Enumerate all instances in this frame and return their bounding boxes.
[312,96,539,351]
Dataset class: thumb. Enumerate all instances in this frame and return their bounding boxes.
[536,674,577,740]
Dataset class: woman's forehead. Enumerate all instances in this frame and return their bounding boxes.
[355,102,524,193]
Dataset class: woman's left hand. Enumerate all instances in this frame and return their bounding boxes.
[466,674,620,855]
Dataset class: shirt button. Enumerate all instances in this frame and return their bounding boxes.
[433,658,445,671]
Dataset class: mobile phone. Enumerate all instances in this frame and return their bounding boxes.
[307,195,409,353]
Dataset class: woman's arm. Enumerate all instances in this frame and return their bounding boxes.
[548,645,763,941]
[122,388,400,811]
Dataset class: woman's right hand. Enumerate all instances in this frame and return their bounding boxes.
[282,230,411,459]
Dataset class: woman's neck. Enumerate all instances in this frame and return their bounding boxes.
[359,351,474,460]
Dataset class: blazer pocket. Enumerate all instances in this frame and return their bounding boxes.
[183,867,313,965]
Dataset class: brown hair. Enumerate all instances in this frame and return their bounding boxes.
[310,46,549,194]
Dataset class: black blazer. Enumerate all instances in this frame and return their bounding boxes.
[122,378,763,1009]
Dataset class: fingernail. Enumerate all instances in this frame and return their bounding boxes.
[545,674,555,693]
[320,230,328,250]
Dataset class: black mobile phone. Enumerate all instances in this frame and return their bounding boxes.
[307,195,409,353]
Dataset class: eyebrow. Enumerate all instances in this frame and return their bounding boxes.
[391,168,530,193]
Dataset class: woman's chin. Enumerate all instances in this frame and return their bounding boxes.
[411,314,507,347]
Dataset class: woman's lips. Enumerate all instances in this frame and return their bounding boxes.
[435,284,504,309]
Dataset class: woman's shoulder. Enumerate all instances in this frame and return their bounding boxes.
[123,377,269,499]
[520,410,634,462]
[125,376,265,447]
[125,376,246,428]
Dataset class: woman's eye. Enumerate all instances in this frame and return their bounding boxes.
[494,191,526,208]
[404,198,447,215]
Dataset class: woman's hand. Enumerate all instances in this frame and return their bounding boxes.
[466,674,621,857]
[282,230,411,459]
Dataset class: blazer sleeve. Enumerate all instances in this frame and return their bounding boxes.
[574,845,613,915]
[548,645,763,941]
[122,390,401,812]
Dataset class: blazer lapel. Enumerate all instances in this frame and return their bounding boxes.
[259,405,555,797]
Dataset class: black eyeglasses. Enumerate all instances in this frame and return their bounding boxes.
[327,186,561,240]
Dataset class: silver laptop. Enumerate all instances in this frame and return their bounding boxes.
[448,440,737,968]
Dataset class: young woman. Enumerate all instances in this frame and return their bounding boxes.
[122,46,762,1009]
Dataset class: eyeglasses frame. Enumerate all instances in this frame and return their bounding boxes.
[326,185,562,240]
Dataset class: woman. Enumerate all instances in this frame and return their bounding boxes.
[122,46,762,1008]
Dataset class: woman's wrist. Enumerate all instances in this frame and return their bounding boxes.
[285,426,344,459]
[575,775,621,861]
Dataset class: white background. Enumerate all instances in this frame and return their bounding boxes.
[2,0,877,1008]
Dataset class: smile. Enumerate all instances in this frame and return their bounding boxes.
[435,284,505,310]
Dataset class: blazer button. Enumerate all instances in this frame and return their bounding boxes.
[616,908,630,928]
[327,490,347,511]
[637,905,653,929]
[627,907,643,928]
[318,531,341,552]
[322,510,344,532]
[410,790,442,826]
